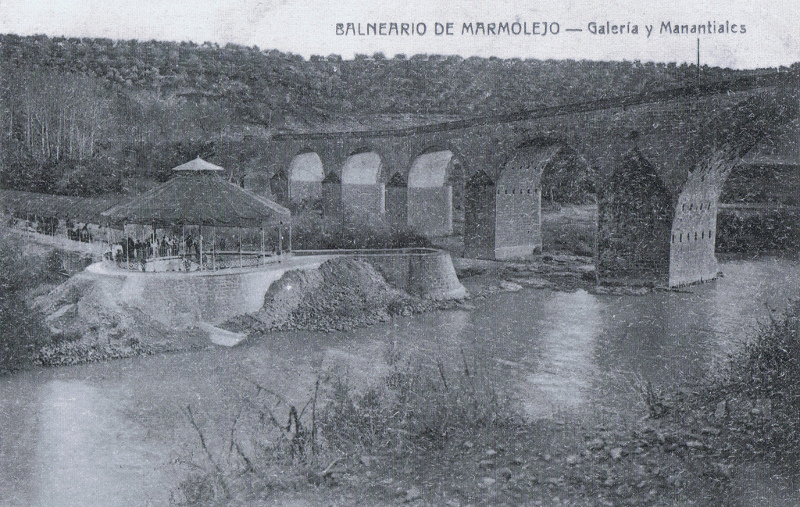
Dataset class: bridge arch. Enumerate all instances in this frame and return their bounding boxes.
[288,149,325,204]
[490,139,587,259]
[668,92,797,287]
[407,148,464,237]
[341,149,387,227]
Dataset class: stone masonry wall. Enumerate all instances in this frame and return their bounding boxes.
[408,186,453,236]
[494,185,541,259]
[342,184,386,228]
[116,267,294,327]
[385,186,408,232]
[669,167,721,286]
[353,249,466,300]
[464,172,496,259]
[289,180,322,203]
[322,182,343,221]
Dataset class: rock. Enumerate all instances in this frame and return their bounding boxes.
[715,400,727,420]
[485,449,498,458]
[542,453,552,462]
[565,454,580,465]
[701,426,721,436]
[685,440,704,450]
[511,456,523,466]
[359,455,374,466]
[405,485,422,502]
[499,467,513,481]
[499,280,523,292]
[463,440,474,449]
[480,477,496,488]
[478,459,495,469]
[609,448,623,460]
[586,438,605,451]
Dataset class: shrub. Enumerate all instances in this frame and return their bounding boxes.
[0,239,50,374]
[320,346,516,458]
[291,208,431,250]
[722,301,799,466]
[716,209,800,253]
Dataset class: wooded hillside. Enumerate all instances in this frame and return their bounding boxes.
[1,34,796,197]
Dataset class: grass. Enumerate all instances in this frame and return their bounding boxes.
[176,301,800,505]
[633,300,800,503]
[689,300,798,473]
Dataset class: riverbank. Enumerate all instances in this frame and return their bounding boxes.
[175,301,799,506]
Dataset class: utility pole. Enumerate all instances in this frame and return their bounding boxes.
[697,38,701,89]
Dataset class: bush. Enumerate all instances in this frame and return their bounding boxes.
[716,209,800,253]
[291,207,431,250]
[320,345,516,458]
[722,301,799,466]
[0,239,50,374]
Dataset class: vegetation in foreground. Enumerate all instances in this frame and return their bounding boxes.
[0,236,63,374]
[174,301,799,506]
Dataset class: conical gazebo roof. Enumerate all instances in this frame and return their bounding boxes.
[101,158,290,228]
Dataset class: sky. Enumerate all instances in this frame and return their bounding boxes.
[1,0,798,69]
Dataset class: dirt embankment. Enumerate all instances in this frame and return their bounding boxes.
[31,272,205,366]
[27,257,462,367]
[224,258,431,334]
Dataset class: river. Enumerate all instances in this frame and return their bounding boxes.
[1,255,797,506]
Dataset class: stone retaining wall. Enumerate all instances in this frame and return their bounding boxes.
[86,248,465,329]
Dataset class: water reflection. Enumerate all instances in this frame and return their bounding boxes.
[522,290,602,418]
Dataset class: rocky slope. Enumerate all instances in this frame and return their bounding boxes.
[224,258,426,334]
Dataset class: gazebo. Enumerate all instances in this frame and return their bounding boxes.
[101,157,291,271]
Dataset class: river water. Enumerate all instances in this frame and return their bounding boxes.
[1,255,797,506]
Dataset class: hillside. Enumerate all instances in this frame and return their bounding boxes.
[1,33,798,197]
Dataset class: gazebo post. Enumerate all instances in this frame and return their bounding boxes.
[238,226,243,268]
[288,221,292,253]
[278,221,283,262]
[260,225,264,266]
[182,224,185,265]
[125,222,130,270]
[199,225,204,270]
[212,225,216,271]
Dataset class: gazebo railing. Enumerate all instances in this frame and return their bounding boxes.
[110,250,286,272]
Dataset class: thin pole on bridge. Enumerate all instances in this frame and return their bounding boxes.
[697,38,701,90]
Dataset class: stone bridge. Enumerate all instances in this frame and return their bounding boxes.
[245,73,798,287]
